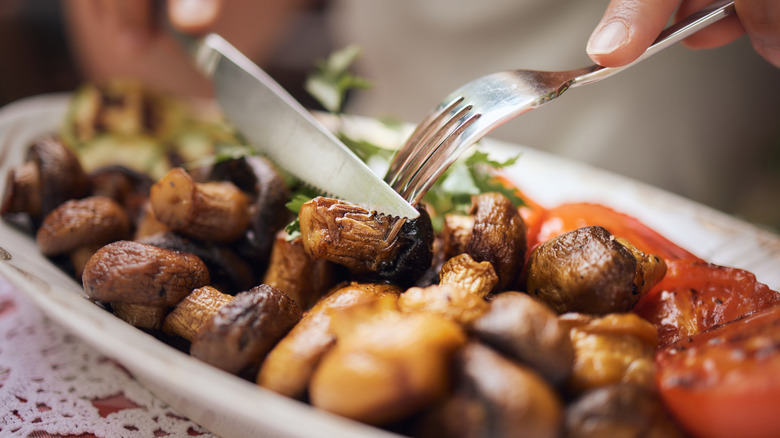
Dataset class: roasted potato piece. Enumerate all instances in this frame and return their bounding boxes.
[257,282,401,399]
[527,226,665,314]
[150,167,250,243]
[565,383,685,438]
[562,312,658,393]
[470,292,574,385]
[299,196,434,286]
[82,240,210,306]
[441,193,526,291]
[309,308,467,425]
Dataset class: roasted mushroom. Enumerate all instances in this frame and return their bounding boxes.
[257,282,401,399]
[1,136,89,225]
[441,193,527,291]
[309,305,467,425]
[163,285,234,340]
[299,196,434,286]
[190,284,301,376]
[470,292,574,385]
[418,342,563,438]
[565,383,685,438]
[526,226,666,315]
[561,312,658,394]
[150,167,250,243]
[82,240,210,306]
[88,165,153,227]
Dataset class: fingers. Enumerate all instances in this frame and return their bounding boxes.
[734,0,780,67]
[587,0,681,67]
[167,0,222,34]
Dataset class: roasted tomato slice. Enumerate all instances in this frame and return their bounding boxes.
[656,304,780,438]
[526,202,698,262]
[634,259,780,347]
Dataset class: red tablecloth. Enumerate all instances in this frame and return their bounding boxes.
[0,275,217,437]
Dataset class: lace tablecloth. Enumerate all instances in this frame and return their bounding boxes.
[0,275,217,437]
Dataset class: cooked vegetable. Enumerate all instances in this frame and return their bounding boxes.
[87,165,153,227]
[438,253,499,297]
[163,285,234,341]
[82,240,210,306]
[470,292,574,385]
[527,226,665,315]
[112,302,168,331]
[150,167,250,243]
[299,196,434,286]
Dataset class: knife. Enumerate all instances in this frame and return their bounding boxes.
[188,33,419,219]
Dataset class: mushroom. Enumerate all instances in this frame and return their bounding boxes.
[189,284,301,376]
[82,240,210,306]
[441,193,527,291]
[261,230,341,310]
[257,282,401,399]
[308,305,467,425]
[298,196,434,287]
[207,155,291,265]
[88,165,153,228]
[560,312,658,394]
[418,342,563,438]
[111,302,168,331]
[526,226,666,315]
[565,383,685,438]
[36,196,131,277]
[138,231,256,294]
[149,167,250,243]
[163,285,234,341]
[470,292,574,385]
[1,136,89,225]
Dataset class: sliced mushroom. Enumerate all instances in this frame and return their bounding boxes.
[561,312,658,394]
[261,230,340,310]
[36,196,131,257]
[526,226,665,315]
[1,136,89,224]
[470,292,574,385]
[419,342,563,438]
[82,240,210,306]
[565,383,685,438]
[299,196,434,286]
[309,307,467,425]
[257,282,401,399]
[441,193,527,291]
[190,284,301,376]
[150,167,250,243]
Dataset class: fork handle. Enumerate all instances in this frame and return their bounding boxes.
[573,0,736,86]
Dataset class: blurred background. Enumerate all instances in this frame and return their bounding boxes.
[1,0,778,233]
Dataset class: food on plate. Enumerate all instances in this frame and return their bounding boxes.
[526,225,667,314]
[2,79,779,438]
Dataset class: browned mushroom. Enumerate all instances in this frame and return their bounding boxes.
[88,165,153,227]
[470,292,574,385]
[112,302,168,331]
[565,383,685,438]
[257,282,401,399]
[308,305,467,425]
[163,285,234,340]
[526,226,666,315]
[82,240,210,306]
[149,167,250,243]
[261,230,340,310]
[1,136,89,225]
[190,284,301,376]
[299,196,434,286]
[441,193,527,291]
[561,312,658,394]
[418,342,563,438]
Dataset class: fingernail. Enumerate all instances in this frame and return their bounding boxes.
[170,0,219,29]
[587,21,629,55]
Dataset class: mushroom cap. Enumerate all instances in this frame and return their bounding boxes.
[30,136,90,217]
[191,284,302,375]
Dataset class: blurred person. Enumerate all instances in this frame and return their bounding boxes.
[63,0,780,229]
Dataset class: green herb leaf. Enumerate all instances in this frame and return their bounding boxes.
[305,45,372,113]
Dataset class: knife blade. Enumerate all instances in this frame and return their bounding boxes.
[191,33,419,219]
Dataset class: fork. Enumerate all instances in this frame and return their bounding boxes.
[385,0,736,206]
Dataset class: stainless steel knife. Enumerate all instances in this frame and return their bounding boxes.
[190,33,419,219]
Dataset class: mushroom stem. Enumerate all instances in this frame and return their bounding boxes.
[163,285,233,341]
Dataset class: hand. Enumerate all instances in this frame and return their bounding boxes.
[586,0,780,68]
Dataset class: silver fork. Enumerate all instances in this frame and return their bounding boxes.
[385,0,736,206]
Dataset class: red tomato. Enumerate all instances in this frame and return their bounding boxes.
[526,202,698,262]
[656,305,780,438]
[634,259,780,348]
